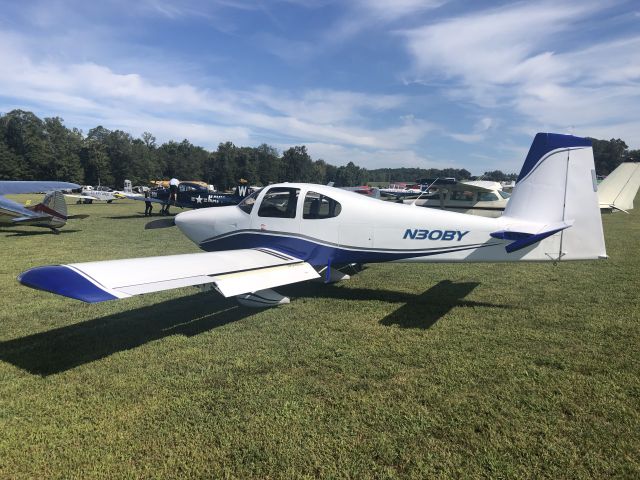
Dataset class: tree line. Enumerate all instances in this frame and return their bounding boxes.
[0,110,636,188]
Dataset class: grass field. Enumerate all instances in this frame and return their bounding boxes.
[1,195,639,479]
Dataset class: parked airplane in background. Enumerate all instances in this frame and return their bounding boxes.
[128,181,254,214]
[340,185,381,198]
[597,162,640,213]
[19,133,607,307]
[65,185,127,204]
[0,181,82,233]
[406,162,640,218]
[379,184,423,198]
[403,179,510,218]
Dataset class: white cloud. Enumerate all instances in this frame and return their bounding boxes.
[0,31,437,162]
[356,0,447,21]
[296,142,448,169]
[400,1,640,143]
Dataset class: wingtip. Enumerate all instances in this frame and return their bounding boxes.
[18,265,118,303]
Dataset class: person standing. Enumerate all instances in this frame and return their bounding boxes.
[144,189,153,216]
[169,178,179,205]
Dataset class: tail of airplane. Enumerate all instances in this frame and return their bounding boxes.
[597,162,640,212]
[234,183,251,198]
[31,191,68,220]
[500,133,606,261]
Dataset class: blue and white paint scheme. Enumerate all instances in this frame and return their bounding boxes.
[18,133,607,306]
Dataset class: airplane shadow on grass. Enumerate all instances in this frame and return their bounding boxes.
[0,280,508,376]
[281,279,508,329]
[1,229,82,237]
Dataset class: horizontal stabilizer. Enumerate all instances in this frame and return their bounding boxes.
[491,221,572,253]
[18,248,320,303]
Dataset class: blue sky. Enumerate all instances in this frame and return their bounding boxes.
[0,0,638,174]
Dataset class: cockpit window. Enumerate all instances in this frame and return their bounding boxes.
[179,184,199,192]
[258,187,300,218]
[237,190,260,214]
[478,192,499,201]
[303,191,342,219]
[498,190,511,199]
[450,190,475,201]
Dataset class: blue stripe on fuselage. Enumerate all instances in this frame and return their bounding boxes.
[199,231,493,265]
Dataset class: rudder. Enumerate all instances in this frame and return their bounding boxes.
[35,191,68,219]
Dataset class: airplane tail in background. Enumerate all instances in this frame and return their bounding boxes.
[32,191,68,220]
[500,133,606,261]
[597,162,640,212]
[234,183,251,198]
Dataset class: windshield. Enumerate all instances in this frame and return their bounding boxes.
[237,190,261,214]
[498,190,511,199]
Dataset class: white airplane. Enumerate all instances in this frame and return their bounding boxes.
[403,180,510,217]
[379,185,423,198]
[18,133,607,307]
[0,181,82,233]
[407,162,640,218]
[65,185,127,204]
[597,162,640,213]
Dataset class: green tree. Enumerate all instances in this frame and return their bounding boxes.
[590,138,628,175]
[282,146,314,182]
[1,110,51,179]
[82,126,114,185]
[43,117,84,183]
[0,142,23,179]
[255,144,281,185]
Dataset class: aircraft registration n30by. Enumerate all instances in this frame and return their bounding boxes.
[18,133,607,306]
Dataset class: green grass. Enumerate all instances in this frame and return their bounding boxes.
[1,195,639,479]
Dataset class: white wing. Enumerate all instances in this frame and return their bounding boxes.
[18,248,320,302]
[64,193,98,200]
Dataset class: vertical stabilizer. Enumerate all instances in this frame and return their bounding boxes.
[35,191,68,219]
[503,133,606,260]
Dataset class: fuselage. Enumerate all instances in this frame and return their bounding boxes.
[151,182,244,208]
[174,183,553,266]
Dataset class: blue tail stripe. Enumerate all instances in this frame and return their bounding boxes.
[17,265,117,303]
[517,133,591,183]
